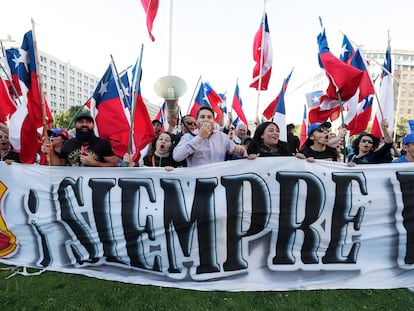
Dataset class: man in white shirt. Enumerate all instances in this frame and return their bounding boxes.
[173,107,245,167]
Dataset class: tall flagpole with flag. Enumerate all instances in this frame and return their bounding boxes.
[371,34,393,138]
[250,0,272,120]
[31,19,48,143]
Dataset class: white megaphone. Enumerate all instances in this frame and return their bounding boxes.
[154,75,187,124]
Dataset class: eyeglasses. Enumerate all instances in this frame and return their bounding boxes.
[185,121,197,126]
[316,127,330,133]
[360,139,373,144]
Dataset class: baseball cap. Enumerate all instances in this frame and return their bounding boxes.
[307,122,331,135]
[47,128,70,139]
[75,112,94,123]
[402,133,414,145]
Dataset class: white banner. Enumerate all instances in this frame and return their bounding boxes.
[1,158,414,291]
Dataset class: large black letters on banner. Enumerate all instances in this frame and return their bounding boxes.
[222,173,271,271]
[322,172,366,264]
[396,172,414,264]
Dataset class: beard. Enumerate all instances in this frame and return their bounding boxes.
[76,127,95,143]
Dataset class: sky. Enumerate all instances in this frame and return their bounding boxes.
[1,0,414,124]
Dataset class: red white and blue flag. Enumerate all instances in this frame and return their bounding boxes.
[189,81,223,119]
[250,13,273,90]
[317,27,363,102]
[344,49,375,136]
[154,101,166,132]
[262,69,294,121]
[305,91,323,109]
[309,27,363,124]
[231,82,248,126]
[7,30,53,163]
[339,34,355,64]
[0,76,17,123]
[263,69,294,141]
[89,63,132,158]
[300,104,307,150]
[371,44,394,138]
[130,56,156,159]
[140,0,159,41]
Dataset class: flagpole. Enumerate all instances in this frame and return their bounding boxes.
[255,8,266,120]
[66,99,90,130]
[168,0,173,75]
[186,74,202,115]
[0,62,22,107]
[31,18,51,166]
[110,54,130,111]
[129,44,145,154]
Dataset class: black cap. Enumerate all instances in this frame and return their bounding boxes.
[75,112,94,123]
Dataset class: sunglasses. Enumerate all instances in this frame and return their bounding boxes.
[360,139,373,144]
[316,127,330,133]
[185,121,197,126]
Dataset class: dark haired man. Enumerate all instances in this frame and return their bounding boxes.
[53,112,117,167]
[173,106,245,167]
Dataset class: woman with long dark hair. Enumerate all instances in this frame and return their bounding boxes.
[247,121,291,159]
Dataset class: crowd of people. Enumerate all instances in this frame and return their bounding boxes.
[1,106,413,169]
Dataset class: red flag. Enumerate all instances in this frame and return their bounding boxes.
[317,28,363,102]
[131,56,156,160]
[262,69,293,121]
[231,82,248,126]
[189,82,223,119]
[308,95,341,124]
[345,96,374,136]
[141,0,160,41]
[250,13,273,90]
[0,77,17,123]
[300,105,307,150]
[89,64,132,158]
[8,31,53,164]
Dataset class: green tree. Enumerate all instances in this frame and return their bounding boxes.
[52,105,88,130]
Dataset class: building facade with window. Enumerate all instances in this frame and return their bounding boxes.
[364,49,414,125]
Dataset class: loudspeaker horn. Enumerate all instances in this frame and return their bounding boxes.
[154,75,187,100]
[154,76,187,125]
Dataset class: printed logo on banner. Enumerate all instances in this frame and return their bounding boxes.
[0,181,17,257]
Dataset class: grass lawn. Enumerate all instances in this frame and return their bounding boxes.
[1,264,414,310]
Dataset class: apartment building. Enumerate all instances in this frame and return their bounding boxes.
[364,49,414,124]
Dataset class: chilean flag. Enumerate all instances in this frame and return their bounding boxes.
[189,82,223,119]
[155,102,166,132]
[7,31,53,163]
[317,27,363,102]
[299,104,307,150]
[371,44,394,138]
[262,68,293,122]
[250,13,273,90]
[0,77,17,123]
[339,34,355,64]
[130,55,156,159]
[263,69,294,142]
[89,64,132,158]
[231,82,248,126]
[344,49,375,136]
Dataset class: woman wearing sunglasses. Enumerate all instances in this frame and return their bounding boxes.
[296,122,340,162]
[347,119,393,165]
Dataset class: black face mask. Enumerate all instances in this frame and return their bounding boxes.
[76,127,95,143]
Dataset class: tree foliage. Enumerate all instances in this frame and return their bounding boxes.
[52,105,88,130]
